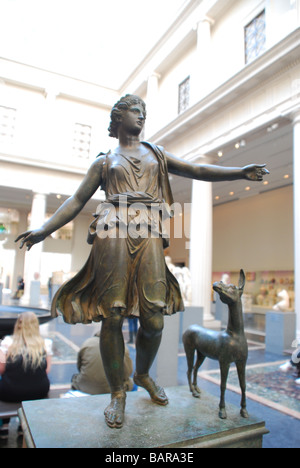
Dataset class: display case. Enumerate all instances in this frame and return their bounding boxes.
[212,270,295,343]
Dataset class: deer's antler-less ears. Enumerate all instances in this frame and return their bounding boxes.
[239,269,246,291]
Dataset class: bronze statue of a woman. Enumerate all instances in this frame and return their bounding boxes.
[16,95,269,429]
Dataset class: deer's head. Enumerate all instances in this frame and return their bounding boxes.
[213,269,246,305]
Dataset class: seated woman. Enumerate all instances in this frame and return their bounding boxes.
[0,312,52,439]
[71,331,134,395]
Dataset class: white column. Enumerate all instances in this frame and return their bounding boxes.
[189,178,213,320]
[192,16,214,103]
[145,72,160,137]
[293,109,300,340]
[12,210,28,292]
[22,193,47,305]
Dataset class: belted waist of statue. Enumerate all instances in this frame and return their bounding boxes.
[87,191,173,246]
[106,191,163,207]
[86,142,175,246]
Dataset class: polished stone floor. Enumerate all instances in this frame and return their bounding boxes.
[1,313,299,449]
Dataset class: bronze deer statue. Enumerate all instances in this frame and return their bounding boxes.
[183,269,249,419]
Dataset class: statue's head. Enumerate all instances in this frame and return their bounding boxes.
[108,94,147,138]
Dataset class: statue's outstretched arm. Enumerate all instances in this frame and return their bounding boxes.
[166,151,269,182]
[15,156,105,250]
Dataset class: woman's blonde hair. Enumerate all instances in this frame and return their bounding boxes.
[7,312,47,369]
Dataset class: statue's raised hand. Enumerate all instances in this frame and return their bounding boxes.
[243,164,269,181]
[15,228,46,251]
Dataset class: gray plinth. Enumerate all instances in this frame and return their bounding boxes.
[266,311,296,354]
[29,280,41,306]
[18,386,268,449]
[215,294,225,322]
[151,313,180,387]
[179,306,203,344]
[149,307,203,387]
[215,295,228,328]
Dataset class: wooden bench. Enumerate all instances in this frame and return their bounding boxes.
[0,386,70,420]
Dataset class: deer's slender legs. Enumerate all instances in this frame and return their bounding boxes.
[219,362,230,419]
[184,341,205,398]
[184,344,196,395]
[192,351,205,397]
[236,360,249,418]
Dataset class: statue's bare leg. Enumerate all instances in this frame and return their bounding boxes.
[134,311,168,406]
[134,237,169,405]
[100,313,126,428]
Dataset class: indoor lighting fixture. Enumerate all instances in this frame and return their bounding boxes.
[284,174,290,179]
[229,191,234,196]
[215,196,220,200]
[245,186,251,191]
[263,181,269,185]
[218,151,223,157]
[235,139,246,149]
[267,123,279,133]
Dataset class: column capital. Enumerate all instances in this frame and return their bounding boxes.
[31,191,49,199]
[43,87,60,100]
[147,71,161,81]
[194,15,215,31]
[199,15,215,26]
[282,102,300,124]
[32,191,48,198]
[291,107,300,125]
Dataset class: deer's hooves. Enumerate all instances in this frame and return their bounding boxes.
[240,408,249,418]
[219,408,227,419]
[191,385,201,398]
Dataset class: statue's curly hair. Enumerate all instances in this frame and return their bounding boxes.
[108,94,147,138]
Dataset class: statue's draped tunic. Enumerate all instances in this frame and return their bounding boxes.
[51,143,184,324]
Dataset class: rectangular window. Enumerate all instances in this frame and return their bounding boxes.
[72,122,92,159]
[0,105,16,143]
[178,76,190,114]
[245,10,266,64]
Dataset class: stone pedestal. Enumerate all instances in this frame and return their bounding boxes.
[150,314,180,387]
[266,311,296,354]
[215,295,228,327]
[50,283,61,302]
[18,386,268,449]
[151,307,203,386]
[179,306,203,345]
[29,280,41,307]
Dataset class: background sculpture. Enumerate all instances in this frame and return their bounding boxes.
[165,257,192,305]
[273,289,290,311]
